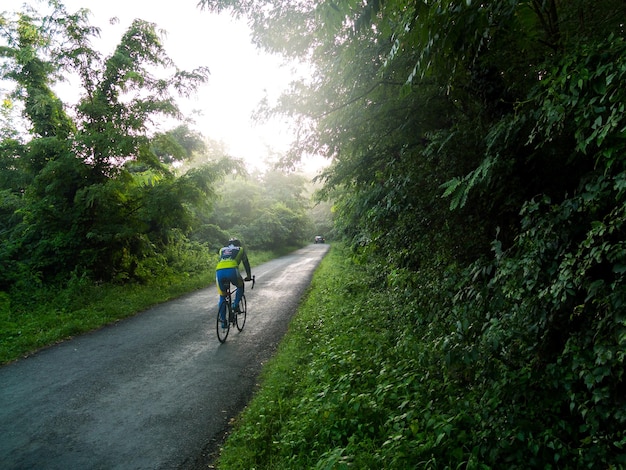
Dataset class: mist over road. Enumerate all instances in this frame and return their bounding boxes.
[0,244,330,469]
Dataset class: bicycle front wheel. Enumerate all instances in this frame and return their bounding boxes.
[217,301,230,343]
[236,294,247,331]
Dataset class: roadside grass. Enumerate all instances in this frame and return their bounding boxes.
[0,248,285,365]
[215,244,440,468]
[216,244,489,469]
[215,242,626,468]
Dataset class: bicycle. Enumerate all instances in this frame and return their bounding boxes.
[216,275,255,343]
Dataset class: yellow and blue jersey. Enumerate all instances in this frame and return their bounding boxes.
[216,244,251,276]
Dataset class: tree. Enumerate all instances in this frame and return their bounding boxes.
[0,1,220,285]
[200,0,626,465]
[150,125,207,165]
[207,169,312,250]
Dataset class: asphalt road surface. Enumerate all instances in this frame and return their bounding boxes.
[0,244,330,469]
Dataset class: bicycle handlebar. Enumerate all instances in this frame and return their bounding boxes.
[247,275,256,290]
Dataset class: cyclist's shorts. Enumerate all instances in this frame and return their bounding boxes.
[216,267,242,296]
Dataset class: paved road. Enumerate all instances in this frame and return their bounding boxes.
[0,244,330,469]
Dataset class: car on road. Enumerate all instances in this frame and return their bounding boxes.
[314,235,325,244]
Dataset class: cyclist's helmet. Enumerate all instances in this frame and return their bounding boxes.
[228,238,241,247]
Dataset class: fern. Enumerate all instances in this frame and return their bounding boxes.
[440,156,495,210]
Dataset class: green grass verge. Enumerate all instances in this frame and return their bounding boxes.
[215,244,477,469]
[216,242,626,468]
[216,244,410,468]
[0,249,286,365]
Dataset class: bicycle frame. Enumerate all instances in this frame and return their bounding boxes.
[216,276,255,343]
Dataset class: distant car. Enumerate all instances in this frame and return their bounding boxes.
[314,235,325,244]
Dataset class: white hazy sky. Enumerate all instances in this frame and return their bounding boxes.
[3,0,323,173]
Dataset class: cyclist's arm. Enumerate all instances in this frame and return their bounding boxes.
[242,251,252,280]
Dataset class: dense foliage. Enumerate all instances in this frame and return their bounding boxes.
[0,2,217,286]
[201,0,626,466]
[0,2,317,289]
[0,1,321,361]
[202,170,314,251]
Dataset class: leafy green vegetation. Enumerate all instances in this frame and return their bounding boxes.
[217,243,626,468]
[0,2,328,363]
[0,249,282,365]
[3,0,626,466]
[199,0,626,466]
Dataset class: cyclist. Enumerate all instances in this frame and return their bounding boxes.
[216,238,252,321]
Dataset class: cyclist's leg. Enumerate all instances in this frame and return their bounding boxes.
[233,272,245,310]
[216,269,232,322]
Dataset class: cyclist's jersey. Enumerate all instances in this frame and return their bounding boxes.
[216,244,250,274]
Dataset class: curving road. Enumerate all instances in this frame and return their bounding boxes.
[0,244,330,469]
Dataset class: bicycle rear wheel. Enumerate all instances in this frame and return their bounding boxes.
[236,294,247,331]
[216,300,230,343]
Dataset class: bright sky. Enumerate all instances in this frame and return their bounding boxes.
[3,0,324,173]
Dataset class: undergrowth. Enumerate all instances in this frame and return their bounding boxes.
[216,244,459,468]
[0,249,282,365]
[216,243,626,468]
